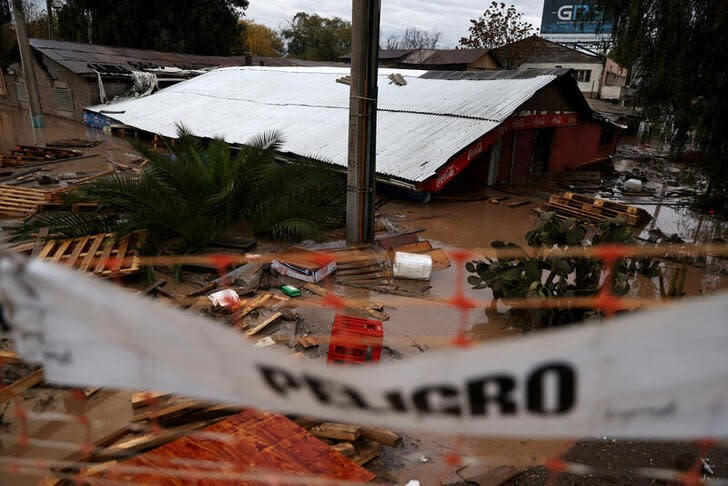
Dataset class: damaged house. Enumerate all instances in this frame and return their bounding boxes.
[0,38,333,120]
[84,66,620,198]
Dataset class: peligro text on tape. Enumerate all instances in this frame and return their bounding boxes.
[1,256,727,438]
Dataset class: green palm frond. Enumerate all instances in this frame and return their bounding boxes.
[246,130,286,152]
[14,126,346,251]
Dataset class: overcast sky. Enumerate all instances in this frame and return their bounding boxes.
[246,1,546,48]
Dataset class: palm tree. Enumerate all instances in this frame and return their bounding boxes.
[16,126,346,253]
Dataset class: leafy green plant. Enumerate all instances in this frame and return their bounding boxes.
[15,126,345,253]
[466,212,661,332]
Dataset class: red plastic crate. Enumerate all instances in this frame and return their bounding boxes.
[327,314,383,365]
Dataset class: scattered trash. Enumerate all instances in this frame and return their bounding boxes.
[254,336,277,348]
[280,284,301,297]
[207,289,240,308]
[393,252,433,280]
[488,196,510,205]
[624,178,644,192]
[405,481,421,486]
[418,455,432,463]
[37,174,59,185]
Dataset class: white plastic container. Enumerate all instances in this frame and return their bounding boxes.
[393,252,433,280]
[624,178,643,192]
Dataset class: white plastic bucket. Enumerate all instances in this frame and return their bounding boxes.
[393,252,433,280]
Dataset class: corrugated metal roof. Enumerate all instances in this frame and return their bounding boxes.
[417,48,491,65]
[341,49,414,61]
[29,38,338,76]
[420,68,573,80]
[86,66,560,183]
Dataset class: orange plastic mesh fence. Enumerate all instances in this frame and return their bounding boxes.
[1,242,727,484]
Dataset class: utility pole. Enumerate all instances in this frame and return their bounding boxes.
[9,0,44,128]
[345,0,381,244]
[45,0,53,39]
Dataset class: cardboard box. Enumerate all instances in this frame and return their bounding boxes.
[271,247,336,283]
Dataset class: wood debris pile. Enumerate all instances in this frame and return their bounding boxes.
[0,145,81,168]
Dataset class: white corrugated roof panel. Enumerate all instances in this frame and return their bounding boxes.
[87,66,558,183]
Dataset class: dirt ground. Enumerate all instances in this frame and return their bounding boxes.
[2,106,728,485]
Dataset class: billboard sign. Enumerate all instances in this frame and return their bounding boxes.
[540,0,613,42]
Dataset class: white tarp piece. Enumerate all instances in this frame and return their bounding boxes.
[1,255,727,438]
[85,67,559,183]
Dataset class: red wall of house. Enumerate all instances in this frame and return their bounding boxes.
[549,121,616,172]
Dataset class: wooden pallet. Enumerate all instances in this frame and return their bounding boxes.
[0,184,55,218]
[34,232,144,277]
[544,192,652,227]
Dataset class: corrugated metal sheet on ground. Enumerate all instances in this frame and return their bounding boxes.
[86,66,558,183]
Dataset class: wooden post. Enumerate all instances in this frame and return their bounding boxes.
[346,0,381,244]
[9,0,45,128]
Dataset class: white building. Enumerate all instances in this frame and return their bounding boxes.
[492,35,627,100]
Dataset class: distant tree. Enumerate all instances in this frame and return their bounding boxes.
[384,34,401,50]
[385,27,441,50]
[241,20,283,57]
[598,0,728,210]
[458,2,535,49]
[55,0,248,55]
[1,0,11,25]
[281,12,351,61]
[1,0,51,66]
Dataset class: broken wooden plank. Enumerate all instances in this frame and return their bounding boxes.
[0,368,44,403]
[130,391,172,409]
[131,400,207,424]
[235,293,272,325]
[140,279,167,296]
[83,387,101,398]
[508,200,530,208]
[392,241,433,254]
[336,266,382,277]
[425,248,451,270]
[92,420,215,462]
[360,426,402,448]
[350,439,381,465]
[303,282,328,296]
[331,442,356,457]
[296,335,320,349]
[366,306,390,321]
[0,350,21,363]
[245,312,282,336]
[309,423,361,442]
[31,227,49,257]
